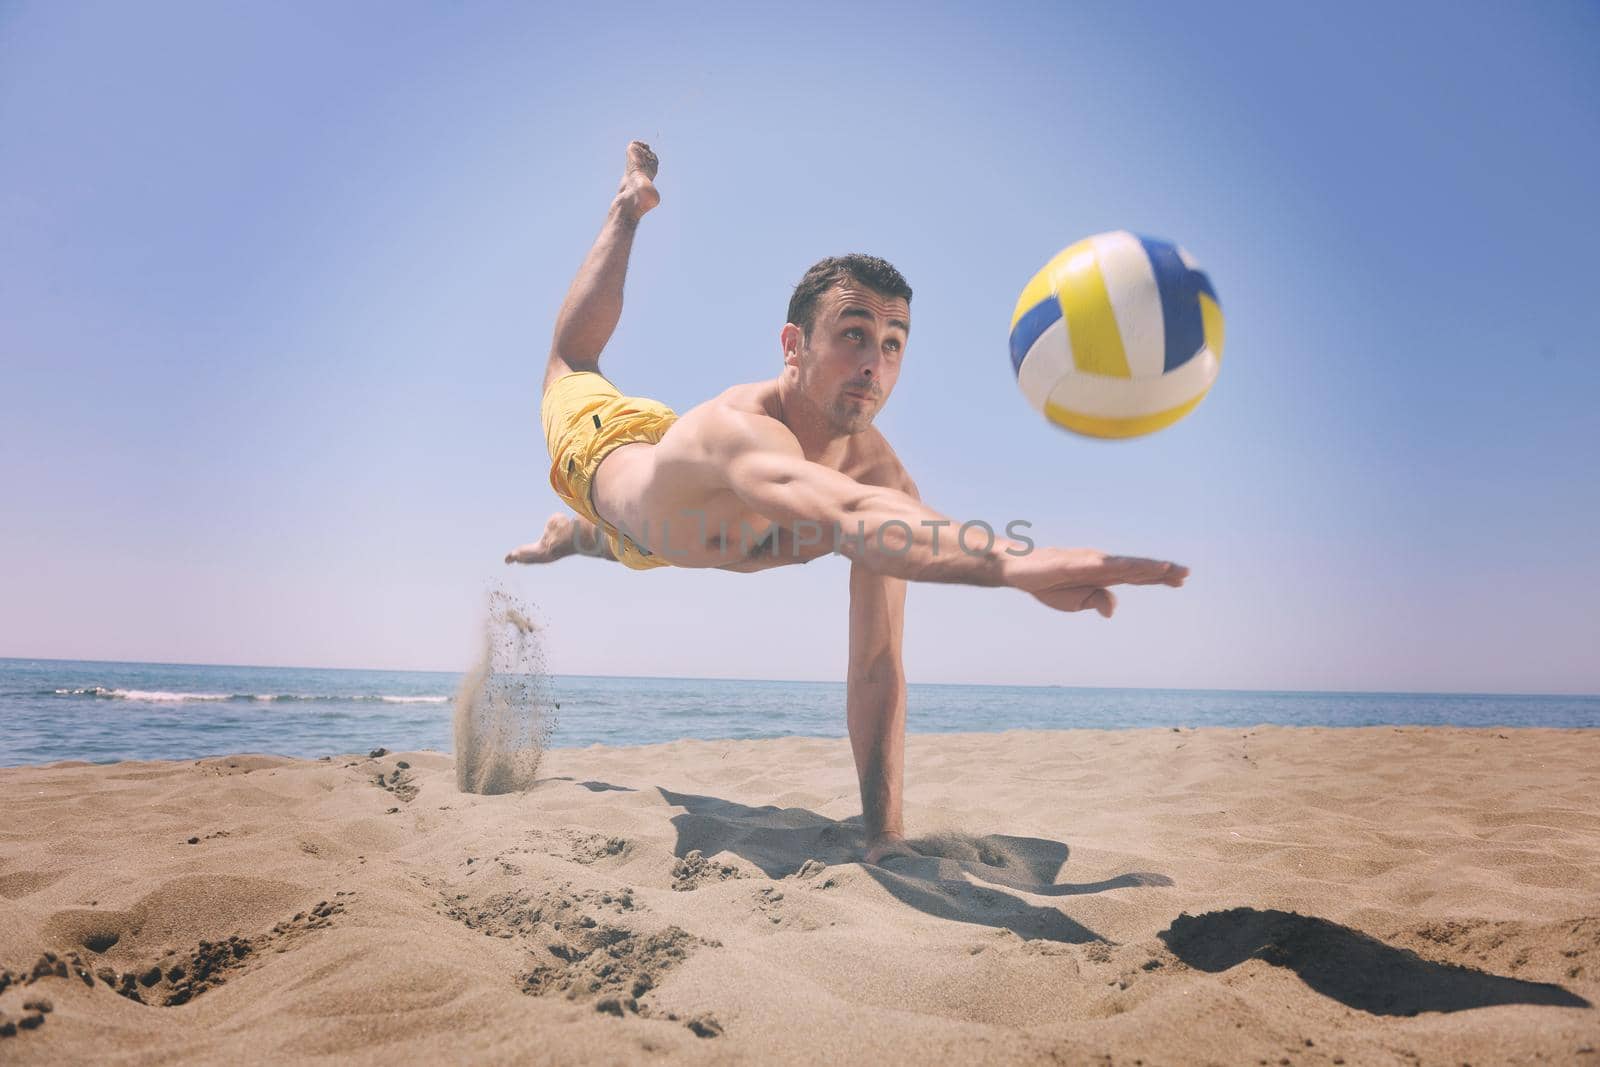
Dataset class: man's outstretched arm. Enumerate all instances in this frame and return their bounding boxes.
[720,414,1189,615]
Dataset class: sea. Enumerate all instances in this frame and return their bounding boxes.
[1,657,1595,767]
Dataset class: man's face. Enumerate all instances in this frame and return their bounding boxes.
[789,284,910,435]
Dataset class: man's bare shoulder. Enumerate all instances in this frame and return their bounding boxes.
[710,379,782,417]
[666,380,797,459]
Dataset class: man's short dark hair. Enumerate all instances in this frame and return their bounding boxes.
[786,254,912,338]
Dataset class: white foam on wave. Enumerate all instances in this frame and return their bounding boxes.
[105,688,232,702]
[50,687,451,705]
[53,686,233,701]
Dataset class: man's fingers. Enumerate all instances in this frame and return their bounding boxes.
[1072,587,1115,616]
[1035,585,1115,615]
[1102,556,1190,586]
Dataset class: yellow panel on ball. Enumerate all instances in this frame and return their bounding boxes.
[1045,389,1211,439]
[1200,291,1225,361]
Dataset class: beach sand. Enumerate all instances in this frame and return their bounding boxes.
[2,727,1597,1064]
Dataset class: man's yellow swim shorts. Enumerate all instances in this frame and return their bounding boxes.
[541,371,678,570]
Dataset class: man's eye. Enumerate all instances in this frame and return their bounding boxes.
[846,328,864,340]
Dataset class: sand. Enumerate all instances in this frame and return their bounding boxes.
[1,727,1597,1064]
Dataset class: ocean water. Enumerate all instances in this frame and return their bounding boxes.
[1,658,1595,767]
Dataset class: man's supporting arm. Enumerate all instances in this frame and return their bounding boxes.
[847,554,909,860]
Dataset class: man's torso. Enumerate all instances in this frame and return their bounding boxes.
[590,379,908,569]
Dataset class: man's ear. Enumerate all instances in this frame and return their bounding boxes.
[780,323,804,368]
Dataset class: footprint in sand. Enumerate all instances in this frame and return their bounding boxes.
[20,879,355,1007]
[439,880,716,1029]
[670,850,745,891]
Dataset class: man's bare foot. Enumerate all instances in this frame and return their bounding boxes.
[615,140,660,221]
[863,832,920,866]
[505,513,578,564]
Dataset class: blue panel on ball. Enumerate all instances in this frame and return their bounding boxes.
[1009,296,1062,376]
[1139,236,1207,373]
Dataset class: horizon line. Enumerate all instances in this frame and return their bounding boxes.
[1,655,1594,701]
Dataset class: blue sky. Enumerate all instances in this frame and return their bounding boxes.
[3,1,1596,693]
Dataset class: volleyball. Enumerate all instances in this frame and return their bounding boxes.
[1008,231,1224,439]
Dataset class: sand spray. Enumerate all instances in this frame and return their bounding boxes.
[453,588,557,794]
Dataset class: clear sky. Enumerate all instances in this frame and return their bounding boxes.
[3,1,1597,693]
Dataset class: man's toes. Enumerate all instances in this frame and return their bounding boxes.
[1126,561,1188,586]
[627,140,658,177]
[506,542,544,565]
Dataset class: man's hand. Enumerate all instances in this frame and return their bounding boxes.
[1008,548,1189,618]
[864,832,920,865]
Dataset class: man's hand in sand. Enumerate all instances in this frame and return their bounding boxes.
[863,832,921,866]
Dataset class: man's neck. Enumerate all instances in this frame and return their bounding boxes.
[773,374,852,466]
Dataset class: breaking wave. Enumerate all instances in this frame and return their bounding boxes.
[47,687,449,705]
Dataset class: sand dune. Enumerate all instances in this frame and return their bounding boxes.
[1,727,1597,1064]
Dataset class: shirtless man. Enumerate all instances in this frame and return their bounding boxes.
[508,142,1189,864]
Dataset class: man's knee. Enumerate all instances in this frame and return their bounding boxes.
[544,352,597,394]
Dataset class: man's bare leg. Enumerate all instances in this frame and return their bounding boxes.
[512,143,658,564]
[542,141,660,394]
[506,513,616,564]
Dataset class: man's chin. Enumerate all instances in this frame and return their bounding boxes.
[829,406,878,434]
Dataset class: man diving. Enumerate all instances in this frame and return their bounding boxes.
[507,142,1189,864]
